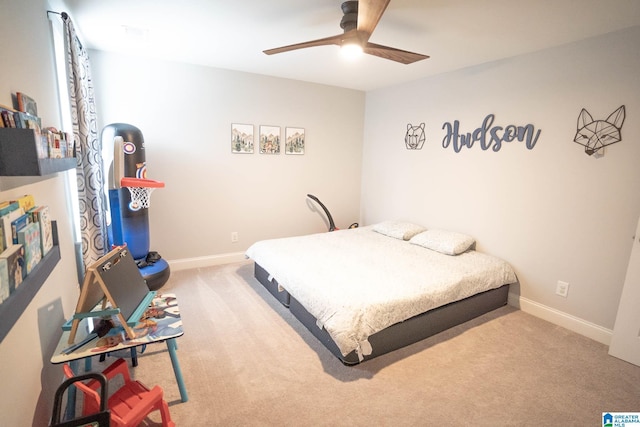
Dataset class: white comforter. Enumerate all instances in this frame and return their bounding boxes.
[245,227,517,359]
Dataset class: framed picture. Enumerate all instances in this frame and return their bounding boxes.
[16,92,37,117]
[231,123,254,153]
[259,125,280,154]
[285,127,305,155]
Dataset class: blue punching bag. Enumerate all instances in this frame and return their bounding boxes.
[101,123,170,290]
[102,123,150,259]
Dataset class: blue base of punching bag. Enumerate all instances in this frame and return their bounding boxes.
[139,258,171,291]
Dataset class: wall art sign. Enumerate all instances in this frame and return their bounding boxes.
[259,125,281,154]
[573,105,625,156]
[285,127,305,155]
[231,123,254,153]
[442,114,541,153]
[405,123,426,150]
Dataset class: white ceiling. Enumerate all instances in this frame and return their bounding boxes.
[60,0,640,91]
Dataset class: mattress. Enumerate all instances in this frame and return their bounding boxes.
[245,226,517,361]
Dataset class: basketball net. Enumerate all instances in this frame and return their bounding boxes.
[125,186,155,209]
[120,177,164,210]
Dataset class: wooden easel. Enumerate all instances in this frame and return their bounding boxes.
[67,246,155,344]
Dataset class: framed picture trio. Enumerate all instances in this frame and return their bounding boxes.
[231,123,305,155]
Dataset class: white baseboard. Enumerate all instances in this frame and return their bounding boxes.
[508,292,613,346]
[167,252,247,271]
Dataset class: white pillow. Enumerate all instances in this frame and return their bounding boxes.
[372,220,426,241]
[409,229,475,255]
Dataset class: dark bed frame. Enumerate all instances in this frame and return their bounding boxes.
[254,263,510,365]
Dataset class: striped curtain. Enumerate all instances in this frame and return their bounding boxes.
[62,13,108,269]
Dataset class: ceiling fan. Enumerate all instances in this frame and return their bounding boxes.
[263,0,429,65]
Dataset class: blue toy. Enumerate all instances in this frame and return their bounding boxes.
[101,123,170,291]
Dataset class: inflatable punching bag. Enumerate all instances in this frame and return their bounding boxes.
[101,123,170,290]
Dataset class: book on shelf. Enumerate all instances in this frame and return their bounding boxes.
[0,107,42,130]
[0,207,25,249]
[1,109,16,128]
[12,194,35,212]
[12,111,40,130]
[0,104,15,129]
[0,201,20,217]
[0,244,26,294]
[0,202,11,253]
[0,256,9,304]
[30,205,53,256]
[12,111,24,128]
[22,112,42,133]
[10,212,32,245]
[17,222,41,275]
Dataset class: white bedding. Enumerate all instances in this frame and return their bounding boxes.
[245,226,517,360]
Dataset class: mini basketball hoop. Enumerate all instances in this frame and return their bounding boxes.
[120,177,164,210]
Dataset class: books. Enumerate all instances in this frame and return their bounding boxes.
[0,201,20,217]
[13,194,35,212]
[0,258,9,304]
[30,205,53,256]
[0,197,55,286]
[0,202,22,252]
[10,212,31,244]
[1,109,16,128]
[0,207,25,249]
[0,109,41,129]
[20,112,41,131]
[17,222,41,274]
[0,244,26,294]
[12,112,25,128]
[3,197,36,246]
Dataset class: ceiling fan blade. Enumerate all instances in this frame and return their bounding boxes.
[363,42,429,64]
[357,0,391,38]
[264,34,344,55]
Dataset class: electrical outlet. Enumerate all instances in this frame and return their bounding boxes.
[231,232,238,243]
[556,280,569,297]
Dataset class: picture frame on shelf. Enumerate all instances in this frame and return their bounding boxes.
[16,92,38,117]
[259,125,280,154]
[285,127,305,155]
[231,123,254,154]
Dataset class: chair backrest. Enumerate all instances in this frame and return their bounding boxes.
[62,364,104,416]
[53,370,110,427]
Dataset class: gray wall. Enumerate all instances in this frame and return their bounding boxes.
[89,51,365,267]
[361,26,640,338]
[0,0,83,425]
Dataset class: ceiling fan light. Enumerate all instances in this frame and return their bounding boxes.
[340,42,363,60]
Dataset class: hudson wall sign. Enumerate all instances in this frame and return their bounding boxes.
[405,114,542,152]
[442,114,541,152]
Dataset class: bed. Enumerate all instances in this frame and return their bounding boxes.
[245,221,517,365]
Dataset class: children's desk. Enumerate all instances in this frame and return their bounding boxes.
[51,293,188,404]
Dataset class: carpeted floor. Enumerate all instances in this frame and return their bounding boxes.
[101,261,639,426]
